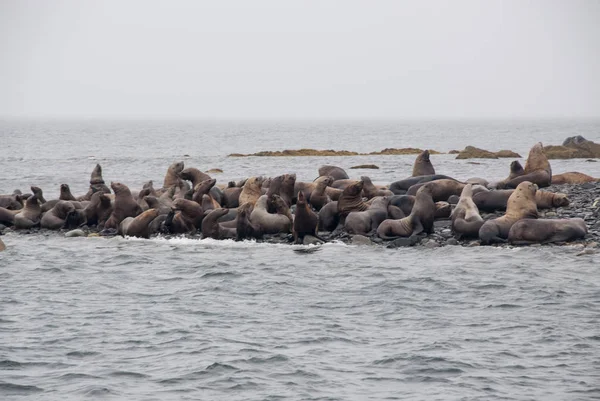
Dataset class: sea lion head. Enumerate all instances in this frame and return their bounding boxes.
[344,181,364,197]
[420,150,430,161]
[460,183,473,198]
[194,178,217,193]
[110,182,131,196]
[60,184,71,194]
[297,190,307,205]
[270,194,289,214]
[170,161,185,175]
[552,193,570,207]
[30,186,43,198]
[283,173,296,187]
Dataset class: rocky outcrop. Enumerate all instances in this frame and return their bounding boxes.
[229,148,442,157]
[350,164,380,169]
[544,136,600,159]
[455,146,522,159]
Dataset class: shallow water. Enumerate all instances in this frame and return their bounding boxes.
[1,119,600,400]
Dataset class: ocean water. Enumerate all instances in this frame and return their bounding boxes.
[1,119,600,400]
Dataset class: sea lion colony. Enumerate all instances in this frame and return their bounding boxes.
[0,142,598,248]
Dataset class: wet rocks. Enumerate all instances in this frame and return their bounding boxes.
[65,229,86,238]
[455,146,522,159]
[544,136,600,159]
[350,235,374,246]
[0,237,5,251]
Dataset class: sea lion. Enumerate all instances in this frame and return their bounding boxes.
[144,194,173,215]
[493,160,525,189]
[309,176,333,211]
[236,202,261,240]
[389,195,416,216]
[103,182,143,230]
[293,191,319,243]
[201,194,220,212]
[238,177,265,206]
[90,164,105,185]
[120,209,160,238]
[479,181,538,244]
[192,178,217,204]
[361,176,393,198]
[551,172,599,185]
[30,186,46,204]
[387,205,406,220]
[163,208,196,234]
[318,201,339,232]
[59,184,77,201]
[434,201,452,219]
[508,218,588,245]
[337,181,368,218]
[450,184,484,238]
[319,165,349,181]
[407,179,465,202]
[0,206,19,226]
[345,196,390,235]
[377,186,435,239]
[266,174,296,208]
[251,195,292,234]
[330,179,360,190]
[473,189,569,212]
[179,167,211,188]
[389,175,454,195]
[412,150,435,176]
[496,143,551,188]
[201,208,236,240]
[163,161,185,189]
[172,198,204,228]
[13,190,42,229]
[0,194,22,210]
[83,192,113,227]
[41,200,76,229]
[222,186,243,208]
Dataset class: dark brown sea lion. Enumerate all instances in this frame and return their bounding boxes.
[319,165,349,181]
[201,208,236,240]
[337,181,368,218]
[345,196,390,235]
[412,150,435,176]
[407,179,465,202]
[0,206,19,226]
[434,201,452,219]
[191,179,217,204]
[496,143,551,188]
[387,205,406,220]
[179,167,211,188]
[361,176,393,198]
[479,181,538,244]
[450,184,484,238]
[163,208,196,234]
[389,175,454,195]
[163,161,185,189]
[222,186,243,208]
[389,195,416,216]
[30,186,46,204]
[104,182,143,230]
[508,218,588,245]
[266,174,296,208]
[238,177,265,206]
[0,194,22,210]
[318,201,339,232]
[90,164,105,185]
[201,194,220,212]
[14,190,42,229]
[172,198,204,228]
[309,176,333,211]
[41,200,76,229]
[59,184,77,201]
[251,195,292,234]
[377,186,435,239]
[120,209,160,238]
[83,192,113,227]
[551,172,599,185]
[293,191,319,243]
[236,202,261,240]
[330,179,359,190]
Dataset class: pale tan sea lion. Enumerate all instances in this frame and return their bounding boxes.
[450,184,484,238]
[508,218,587,244]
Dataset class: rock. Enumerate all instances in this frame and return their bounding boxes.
[544,211,557,217]
[448,150,460,154]
[423,239,441,248]
[350,164,380,169]
[586,242,598,248]
[65,229,86,238]
[456,146,498,159]
[0,224,7,232]
[495,150,522,158]
[545,136,600,159]
[586,159,597,162]
[387,236,419,248]
[303,235,323,245]
[446,238,459,246]
[576,249,595,256]
[369,148,442,155]
[87,233,100,238]
[206,168,223,174]
[350,235,374,246]
[467,240,481,247]
[0,238,5,251]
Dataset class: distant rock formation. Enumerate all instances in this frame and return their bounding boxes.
[455,146,521,159]
[544,136,600,159]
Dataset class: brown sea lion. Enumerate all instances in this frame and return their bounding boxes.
[201,194,220,212]
[13,190,42,229]
[0,206,20,226]
[389,195,416,216]
[201,208,236,240]
[104,182,143,230]
[120,209,161,238]
[361,176,393,198]
[434,201,452,219]
[59,184,77,201]
[30,186,46,204]
[251,195,292,234]
[479,181,538,244]
[319,165,349,181]
[450,184,484,238]
[143,195,172,215]
[83,192,113,227]
[238,177,265,206]
[508,218,588,245]
[41,200,76,229]
[163,208,196,234]
[179,167,211,188]
[317,201,339,232]
[0,194,22,210]
[389,175,455,195]
[407,179,465,202]
[535,191,570,209]
[266,174,296,208]
[90,164,105,185]
[377,186,435,239]
[293,191,319,243]
[330,179,359,190]
[222,186,243,208]
[337,181,368,218]
[412,150,435,176]
[191,179,217,204]
[163,161,185,189]
[236,202,261,240]
[345,196,390,235]
[496,143,551,188]
[551,172,599,185]
[172,198,204,228]
[309,176,333,211]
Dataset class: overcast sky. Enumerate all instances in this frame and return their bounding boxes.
[0,0,598,119]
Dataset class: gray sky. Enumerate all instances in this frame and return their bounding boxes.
[0,0,598,119]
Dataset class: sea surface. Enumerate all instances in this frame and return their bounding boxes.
[1,119,599,400]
